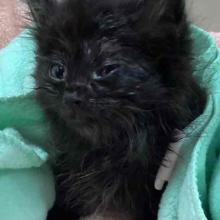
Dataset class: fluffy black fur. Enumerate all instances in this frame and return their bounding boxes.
[27,0,207,219]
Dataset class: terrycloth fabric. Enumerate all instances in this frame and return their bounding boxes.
[0,26,220,220]
[0,30,55,220]
[158,27,220,220]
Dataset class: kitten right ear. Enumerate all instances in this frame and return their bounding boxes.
[26,0,46,23]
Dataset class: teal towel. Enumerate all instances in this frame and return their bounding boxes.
[0,26,220,220]
[0,32,55,220]
[158,27,220,220]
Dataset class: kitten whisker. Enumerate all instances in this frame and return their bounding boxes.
[34,86,58,96]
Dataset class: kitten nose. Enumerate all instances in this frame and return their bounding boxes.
[63,91,83,105]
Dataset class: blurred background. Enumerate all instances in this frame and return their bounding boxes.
[188,0,220,31]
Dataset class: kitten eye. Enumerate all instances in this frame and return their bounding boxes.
[49,63,66,81]
[103,65,117,74]
[97,64,120,78]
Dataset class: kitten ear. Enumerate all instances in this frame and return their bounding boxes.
[133,0,186,26]
[26,0,62,23]
[151,0,186,23]
[26,0,49,23]
[130,0,187,40]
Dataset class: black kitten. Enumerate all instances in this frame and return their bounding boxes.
[27,0,206,219]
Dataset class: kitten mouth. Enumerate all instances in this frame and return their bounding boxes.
[66,98,119,111]
[89,98,120,107]
[62,103,98,121]
[62,99,120,123]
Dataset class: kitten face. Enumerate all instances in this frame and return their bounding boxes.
[30,0,206,143]
[34,1,163,123]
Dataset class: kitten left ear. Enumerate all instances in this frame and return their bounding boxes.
[153,0,186,24]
